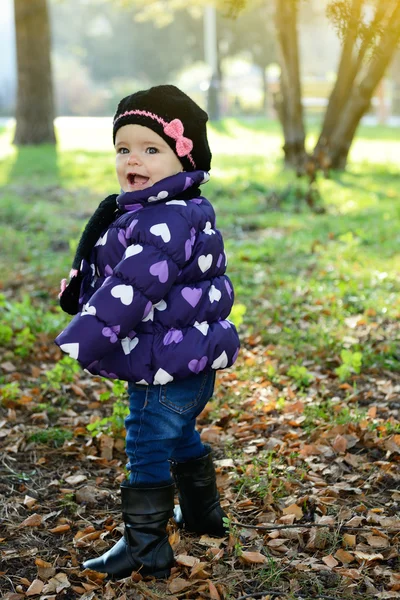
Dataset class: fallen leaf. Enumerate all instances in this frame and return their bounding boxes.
[23,495,37,509]
[343,533,356,547]
[208,579,221,600]
[334,549,355,564]
[322,554,339,568]
[65,474,87,485]
[240,551,267,564]
[354,551,384,563]
[49,524,70,534]
[42,572,71,594]
[175,554,200,568]
[365,534,389,549]
[26,579,44,596]
[168,577,195,593]
[35,558,56,580]
[332,434,347,453]
[19,513,43,528]
[282,503,303,519]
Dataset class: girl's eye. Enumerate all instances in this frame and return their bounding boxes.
[146,147,158,154]
[118,147,129,154]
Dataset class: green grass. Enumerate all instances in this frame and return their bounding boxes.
[1,117,399,374]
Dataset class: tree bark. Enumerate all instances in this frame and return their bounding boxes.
[13,0,56,145]
[328,2,400,168]
[314,0,364,157]
[274,0,306,169]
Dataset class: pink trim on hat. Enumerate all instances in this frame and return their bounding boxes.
[114,109,196,168]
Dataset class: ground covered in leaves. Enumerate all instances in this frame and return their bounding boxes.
[1,119,400,599]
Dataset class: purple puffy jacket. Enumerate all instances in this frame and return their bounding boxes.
[55,170,240,385]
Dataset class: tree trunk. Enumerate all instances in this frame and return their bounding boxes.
[314,0,364,156]
[328,2,400,169]
[274,0,306,169]
[13,0,56,145]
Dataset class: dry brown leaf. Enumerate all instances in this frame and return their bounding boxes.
[198,535,225,548]
[65,474,87,485]
[26,579,44,596]
[282,503,303,519]
[354,551,384,563]
[42,573,71,594]
[208,579,221,600]
[19,513,43,528]
[23,495,37,509]
[366,535,389,549]
[35,558,56,580]
[189,562,210,579]
[322,554,339,568]
[168,577,196,593]
[175,554,200,568]
[343,533,356,547]
[239,551,267,564]
[334,549,355,564]
[49,524,70,534]
[332,434,347,453]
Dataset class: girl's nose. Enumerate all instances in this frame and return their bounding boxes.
[127,152,140,165]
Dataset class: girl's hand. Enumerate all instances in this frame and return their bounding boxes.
[58,269,79,299]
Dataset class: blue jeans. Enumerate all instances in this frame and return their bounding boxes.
[125,371,216,484]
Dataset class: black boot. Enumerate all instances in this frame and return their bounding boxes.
[82,481,175,579]
[170,448,227,537]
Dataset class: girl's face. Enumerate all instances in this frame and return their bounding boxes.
[115,124,183,192]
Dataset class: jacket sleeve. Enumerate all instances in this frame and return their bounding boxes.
[55,216,191,368]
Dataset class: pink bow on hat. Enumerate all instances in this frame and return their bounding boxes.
[164,119,193,157]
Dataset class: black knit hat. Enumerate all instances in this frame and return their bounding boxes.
[113,85,212,172]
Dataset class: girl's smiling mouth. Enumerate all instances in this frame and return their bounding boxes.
[127,173,150,187]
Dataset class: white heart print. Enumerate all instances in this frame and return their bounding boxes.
[153,368,174,385]
[121,336,139,355]
[203,221,215,235]
[150,223,171,243]
[166,200,187,206]
[198,254,213,273]
[111,284,134,306]
[148,191,168,202]
[194,321,209,336]
[81,304,96,317]
[211,351,228,369]
[125,244,143,258]
[95,230,108,247]
[208,285,221,303]
[142,299,167,322]
[60,343,79,360]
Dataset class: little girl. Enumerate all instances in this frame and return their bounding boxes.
[56,85,240,579]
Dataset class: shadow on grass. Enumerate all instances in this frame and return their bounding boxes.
[9,143,60,186]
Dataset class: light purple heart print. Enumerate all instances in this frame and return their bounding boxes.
[219,320,231,329]
[217,253,223,268]
[118,230,127,248]
[100,369,118,379]
[188,356,208,374]
[225,279,233,298]
[184,239,192,260]
[125,203,143,213]
[163,329,184,345]
[149,260,169,283]
[181,287,202,307]
[126,219,138,239]
[190,197,203,205]
[142,301,153,319]
[105,264,113,276]
[183,176,194,191]
[232,347,240,363]
[102,325,120,343]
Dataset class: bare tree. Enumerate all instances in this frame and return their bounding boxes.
[13,0,56,145]
[274,0,306,169]
[228,0,400,171]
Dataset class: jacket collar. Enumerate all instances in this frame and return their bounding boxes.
[116,170,209,212]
